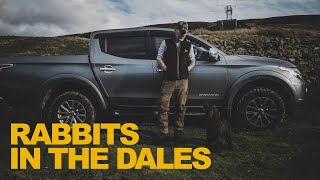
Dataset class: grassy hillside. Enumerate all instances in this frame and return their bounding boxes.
[147,15,320,30]
[0,36,89,57]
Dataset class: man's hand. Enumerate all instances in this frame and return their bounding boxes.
[188,60,196,72]
[157,59,167,71]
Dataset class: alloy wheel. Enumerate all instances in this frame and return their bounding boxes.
[245,97,278,128]
[57,100,87,125]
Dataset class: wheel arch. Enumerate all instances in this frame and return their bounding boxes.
[40,74,108,112]
[226,71,295,118]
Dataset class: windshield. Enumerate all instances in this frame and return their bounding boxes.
[187,34,226,56]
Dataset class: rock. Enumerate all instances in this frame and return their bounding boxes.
[246,44,252,48]
[279,45,284,50]
[229,41,236,46]
[223,41,227,47]
[270,50,278,57]
[289,58,295,62]
[255,43,262,49]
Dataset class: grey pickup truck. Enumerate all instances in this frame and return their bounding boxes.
[0,27,307,129]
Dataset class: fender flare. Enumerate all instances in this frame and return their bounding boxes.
[39,74,108,111]
[225,70,295,118]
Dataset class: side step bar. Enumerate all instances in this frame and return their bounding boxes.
[112,111,206,116]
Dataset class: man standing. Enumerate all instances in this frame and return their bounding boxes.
[157,21,196,142]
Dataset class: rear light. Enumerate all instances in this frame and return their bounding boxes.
[0,64,13,71]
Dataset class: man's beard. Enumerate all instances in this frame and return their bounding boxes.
[175,33,186,42]
[178,35,185,41]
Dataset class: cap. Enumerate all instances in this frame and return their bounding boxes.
[177,21,188,32]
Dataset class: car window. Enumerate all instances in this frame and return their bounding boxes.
[99,36,149,59]
[189,40,210,61]
[153,36,210,61]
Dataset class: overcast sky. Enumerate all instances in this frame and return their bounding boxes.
[0,0,319,36]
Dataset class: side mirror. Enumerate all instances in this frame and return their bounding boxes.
[208,47,219,62]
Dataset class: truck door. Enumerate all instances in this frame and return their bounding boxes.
[187,37,228,106]
[150,31,228,107]
[91,31,155,106]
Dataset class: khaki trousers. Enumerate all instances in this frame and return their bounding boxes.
[158,79,188,134]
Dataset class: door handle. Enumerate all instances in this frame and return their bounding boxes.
[157,69,164,72]
[100,65,116,71]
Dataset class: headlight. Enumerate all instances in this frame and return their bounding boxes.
[278,66,303,80]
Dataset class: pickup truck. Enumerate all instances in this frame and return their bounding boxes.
[0,27,307,129]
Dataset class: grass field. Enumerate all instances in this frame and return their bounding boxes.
[1,98,320,179]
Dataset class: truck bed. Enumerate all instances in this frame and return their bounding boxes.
[0,54,100,109]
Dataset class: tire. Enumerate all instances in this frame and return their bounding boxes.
[49,91,96,125]
[233,87,286,130]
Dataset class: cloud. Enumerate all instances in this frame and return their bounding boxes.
[0,0,123,36]
[0,0,319,36]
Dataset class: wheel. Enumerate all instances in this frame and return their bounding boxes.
[49,91,96,125]
[233,87,286,129]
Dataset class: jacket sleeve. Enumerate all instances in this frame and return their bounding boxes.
[157,40,167,60]
[189,44,196,61]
